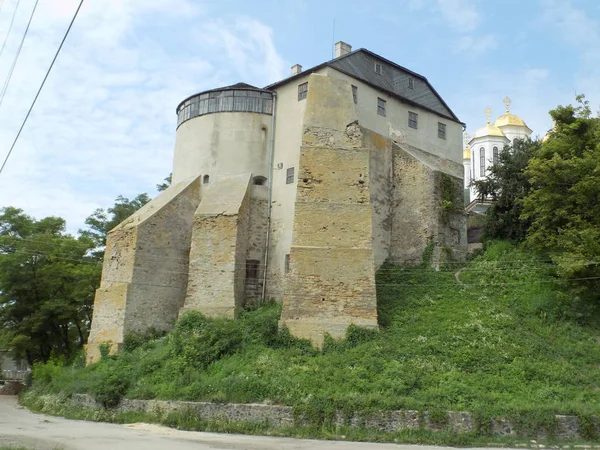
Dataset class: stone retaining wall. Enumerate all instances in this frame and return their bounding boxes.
[71,394,598,440]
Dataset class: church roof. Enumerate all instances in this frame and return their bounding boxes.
[470,123,506,142]
[494,113,532,133]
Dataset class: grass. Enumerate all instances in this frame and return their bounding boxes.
[22,241,600,443]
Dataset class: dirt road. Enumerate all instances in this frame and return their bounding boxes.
[0,395,508,450]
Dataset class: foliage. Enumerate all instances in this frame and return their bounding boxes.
[522,95,600,305]
[156,173,172,192]
[80,193,150,252]
[122,328,166,352]
[439,173,463,223]
[26,243,600,441]
[0,208,100,364]
[471,138,539,241]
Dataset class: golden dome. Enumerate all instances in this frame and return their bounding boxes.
[494,113,530,130]
[471,123,506,140]
[493,97,533,133]
[463,148,471,160]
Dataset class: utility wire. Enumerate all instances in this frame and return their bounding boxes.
[0,0,34,108]
[0,0,20,63]
[0,0,85,176]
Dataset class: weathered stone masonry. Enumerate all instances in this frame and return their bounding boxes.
[86,46,467,362]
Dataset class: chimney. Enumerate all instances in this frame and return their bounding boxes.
[335,41,352,58]
[291,64,303,75]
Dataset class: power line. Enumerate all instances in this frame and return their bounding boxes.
[0,0,35,108]
[0,0,20,63]
[0,0,85,177]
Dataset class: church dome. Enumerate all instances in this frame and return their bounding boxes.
[471,123,506,140]
[493,97,532,134]
[463,148,471,160]
[494,113,529,129]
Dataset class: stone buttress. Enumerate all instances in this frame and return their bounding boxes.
[279,74,379,346]
[181,173,266,318]
[86,176,201,363]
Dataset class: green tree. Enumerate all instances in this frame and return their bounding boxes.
[156,173,172,192]
[471,138,540,241]
[521,95,600,303]
[81,193,150,250]
[0,207,101,364]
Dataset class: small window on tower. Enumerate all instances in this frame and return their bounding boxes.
[203,174,210,184]
[286,167,295,184]
[352,85,358,104]
[374,63,382,75]
[409,111,418,129]
[438,122,446,139]
[298,82,308,101]
[284,254,290,274]
[377,98,386,116]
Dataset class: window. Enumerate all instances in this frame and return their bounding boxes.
[253,175,267,186]
[437,122,446,139]
[203,174,210,184]
[176,88,273,127]
[374,63,382,75]
[352,85,358,104]
[479,147,485,176]
[284,254,290,274]
[408,111,418,129]
[408,78,414,89]
[472,150,475,179]
[377,98,386,116]
[297,82,308,101]
[246,260,259,280]
[286,167,295,184]
[493,146,499,165]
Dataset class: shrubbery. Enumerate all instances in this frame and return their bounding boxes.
[25,243,600,439]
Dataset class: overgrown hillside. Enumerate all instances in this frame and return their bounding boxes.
[24,242,600,437]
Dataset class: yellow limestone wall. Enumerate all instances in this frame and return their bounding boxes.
[279,74,379,346]
[86,176,202,364]
[180,173,253,318]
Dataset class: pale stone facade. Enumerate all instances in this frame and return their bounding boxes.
[86,43,467,361]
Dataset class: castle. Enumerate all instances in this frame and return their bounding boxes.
[86,42,467,363]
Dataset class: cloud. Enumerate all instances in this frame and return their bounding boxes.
[407,0,481,33]
[539,0,600,62]
[537,0,600,110]
[434,0,480,33]
[0,0,286,233]
[195,16,288,85]
[455,34,497,56]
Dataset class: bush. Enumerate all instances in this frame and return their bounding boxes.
[168,311,247,370]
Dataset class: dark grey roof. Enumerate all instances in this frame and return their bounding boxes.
[265,48,463,125]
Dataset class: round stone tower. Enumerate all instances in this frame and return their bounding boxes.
[172,82,275,185]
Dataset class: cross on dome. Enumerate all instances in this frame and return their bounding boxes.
[503,96,511,113]
[484,107,492,124]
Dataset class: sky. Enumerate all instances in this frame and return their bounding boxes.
[0,0,598,233]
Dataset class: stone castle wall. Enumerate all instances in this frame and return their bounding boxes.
[70,394,599,440]
[86,176,202,363]
[279,74,379,346]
